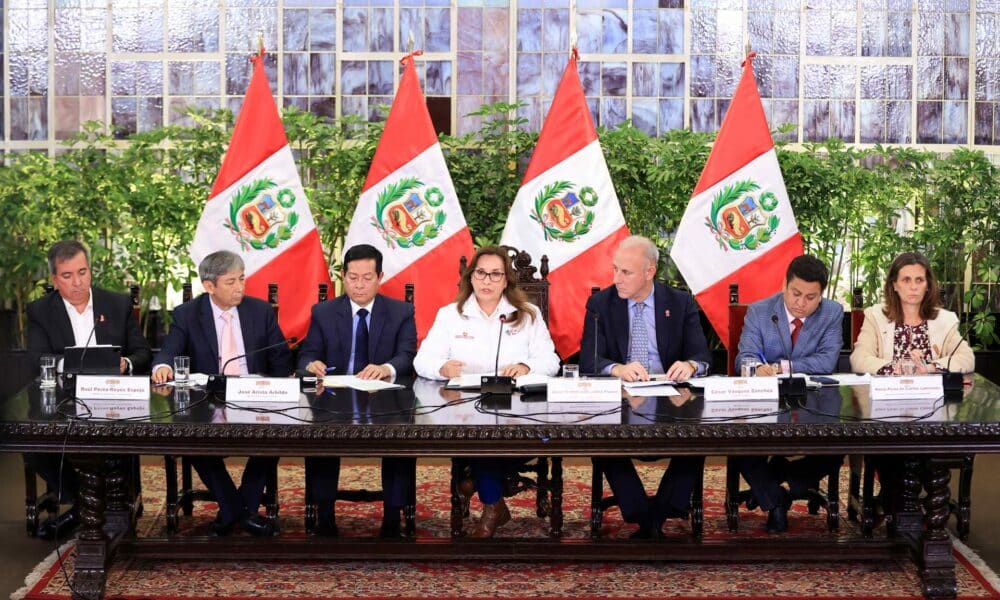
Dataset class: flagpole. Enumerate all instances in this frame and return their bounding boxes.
[256,31,264,57]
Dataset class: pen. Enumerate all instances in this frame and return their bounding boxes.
[757,351,768,364]
[325,367,337,373]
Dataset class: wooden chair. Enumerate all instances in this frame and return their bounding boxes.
[846,287,974,539]
[588,285,705,539]
[24,284,144,536]
[303,282,419,536]
[451,247,564,537]
[164,282,280,533]
[723,283,841,532]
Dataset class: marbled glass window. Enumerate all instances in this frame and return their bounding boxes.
[975,3,1000,143]
[916,3,970,143]
[457,5,510,134]
[283,6,337,119]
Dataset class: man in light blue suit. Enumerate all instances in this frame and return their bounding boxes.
[733,255,844,533]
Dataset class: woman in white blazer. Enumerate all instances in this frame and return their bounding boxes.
[851,252,974,375]
[414,246,560,538]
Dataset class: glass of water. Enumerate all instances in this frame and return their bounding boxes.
[562,364,580,378]
[39,355,57,388]
[738,357,760,377]
[896,357,916,376]
[174,355,191,386]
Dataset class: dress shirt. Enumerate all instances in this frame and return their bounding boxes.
[60,289,133,374]
[601,290,708,377]
[347,298,396,378]
[413,295,561,380]
[211,302,248,375]
[784,304,807,331]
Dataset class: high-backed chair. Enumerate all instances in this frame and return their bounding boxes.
[723,283,841,532]
[450,247,564,537]
[846,287,974,539]
[163,282,280,533]
[303,282,419,536]
[588,285,705,539]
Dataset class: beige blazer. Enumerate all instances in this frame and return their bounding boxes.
[850,305,975,374]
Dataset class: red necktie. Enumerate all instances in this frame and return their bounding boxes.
[790,318,803,348]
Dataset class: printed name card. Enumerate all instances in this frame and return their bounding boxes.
[868,398,944,421]
[703,400,781,423]
[75,375,150,400]
[869,375,943,401]
[83,399,151,420]
[701,377,779,402]
[226,377,300,403]
[547,377,622,403]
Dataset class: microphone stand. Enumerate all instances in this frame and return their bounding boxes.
[941,323,968,401]
[206,336,298,394]
[481,313,513,406]
[770,315,806,404]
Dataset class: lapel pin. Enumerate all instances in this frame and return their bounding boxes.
[664,309,671,318]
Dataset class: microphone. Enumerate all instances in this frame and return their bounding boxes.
[76,314,105,375]
[770,314,805,401]
[590,310,600,376]
[940,322,969,400]
[207,336,298,393]
[481,311,516,398]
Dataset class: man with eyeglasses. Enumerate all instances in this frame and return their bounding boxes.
[298,243,417,537]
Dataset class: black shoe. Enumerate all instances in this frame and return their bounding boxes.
[242,514,277,537]
[312,520,339,537]
[38,508,80,540]
[629,525,664,540]
[378,520,404,539]
[766,491,792,534]
[208,517,238,537]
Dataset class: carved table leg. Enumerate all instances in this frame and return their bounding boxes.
[921,458,956,600]
[450,461,464,538]
[103,457,132,540]
[72,455,110,600]
[893,456,923,538]
[550,457,563,538]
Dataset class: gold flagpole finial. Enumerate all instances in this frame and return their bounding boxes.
[407,31,415,55]
[257,31,265,56]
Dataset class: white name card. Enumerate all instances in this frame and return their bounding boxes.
[225,377,300,403]
[868,398,944,421]
[703,400,781,423]
[83,398,151,420]
[869,375,943,401]
[701,377,779,402]
[75,375,150,400]
[547,377,622,403]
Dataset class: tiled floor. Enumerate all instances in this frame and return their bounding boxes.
[1,454,998,598]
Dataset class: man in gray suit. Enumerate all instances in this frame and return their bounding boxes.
[733,255,844,533]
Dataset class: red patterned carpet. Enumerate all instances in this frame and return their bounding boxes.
[14,464,1000,599]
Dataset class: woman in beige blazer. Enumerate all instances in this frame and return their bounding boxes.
[851,251,974,374]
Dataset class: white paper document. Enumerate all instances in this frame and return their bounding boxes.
[623,384,680,396]
[322,375,403,391]
[622,376,677,389]
[445,373,492,389]
[820,373,872,386]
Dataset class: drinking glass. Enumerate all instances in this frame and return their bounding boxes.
[174,356,191,386]
[738,357,761,377]
[897,357,916,376]
[39,356,57,388]
[562,364,580,378]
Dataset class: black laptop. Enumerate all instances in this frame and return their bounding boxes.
[63,345,122,375]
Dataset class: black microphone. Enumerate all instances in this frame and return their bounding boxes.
[482,311,516,397]
[770,314,805,401]
[207,336,298,393]
[590,310,600,377]
[76,313,105,375]
[941,322,970,400]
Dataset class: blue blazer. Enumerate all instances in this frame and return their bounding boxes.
[296,293,417,376]
[153,294,292,376]
[735,291,843,375]
[580,282,711,375]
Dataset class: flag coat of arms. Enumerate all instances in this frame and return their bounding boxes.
[671,52,803,348]
[190,49,332,342]
[500,50,630,358]
[344,52,473,342]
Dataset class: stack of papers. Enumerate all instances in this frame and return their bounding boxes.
[321,375,403,391]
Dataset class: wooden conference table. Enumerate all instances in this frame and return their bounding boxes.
[2,374,999,599]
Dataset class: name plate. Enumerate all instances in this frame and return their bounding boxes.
[75,375,150,400]
[547,377,622,403]
[83,398,151,420]
[701,377,779,402]
[703,400,780,423]
[870,375,943,401]
[225,377,300,403]
[868,398,944,421]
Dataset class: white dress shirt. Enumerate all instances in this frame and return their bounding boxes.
[211,302,248,375]
[414,295,561,380]
[59,289,133,374]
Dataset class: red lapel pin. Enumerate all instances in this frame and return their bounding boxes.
[664,309,671,318]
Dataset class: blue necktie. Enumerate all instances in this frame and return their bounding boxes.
[628,302,650,371]
[353,308,370,375]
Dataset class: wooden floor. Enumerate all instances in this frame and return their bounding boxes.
[1,454,998,598]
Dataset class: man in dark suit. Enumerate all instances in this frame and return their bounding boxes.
[152,250,291,536]
[298,244,417,537]
[25,240,153,539]
[732,255,844,533]
[580,235,711,539]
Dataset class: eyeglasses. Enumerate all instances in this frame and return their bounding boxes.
[472,269,505,282]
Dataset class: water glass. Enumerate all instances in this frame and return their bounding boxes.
[738,357,761,377]
[39,356,57,388]
[896,357,916,376]
[562,364,580,378]
[40,387,57,414]
[174,355,191,386]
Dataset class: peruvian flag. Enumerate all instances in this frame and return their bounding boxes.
[191,49,332,341]
[671,52,803,348]
[500,50,630,358]
[344,51,473,341]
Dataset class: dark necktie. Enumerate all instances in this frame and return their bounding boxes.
[790,317,803,348]
[353,308,370,375]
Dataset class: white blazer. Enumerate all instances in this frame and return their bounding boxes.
[414,295,561,380]
[850,305,975,374]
